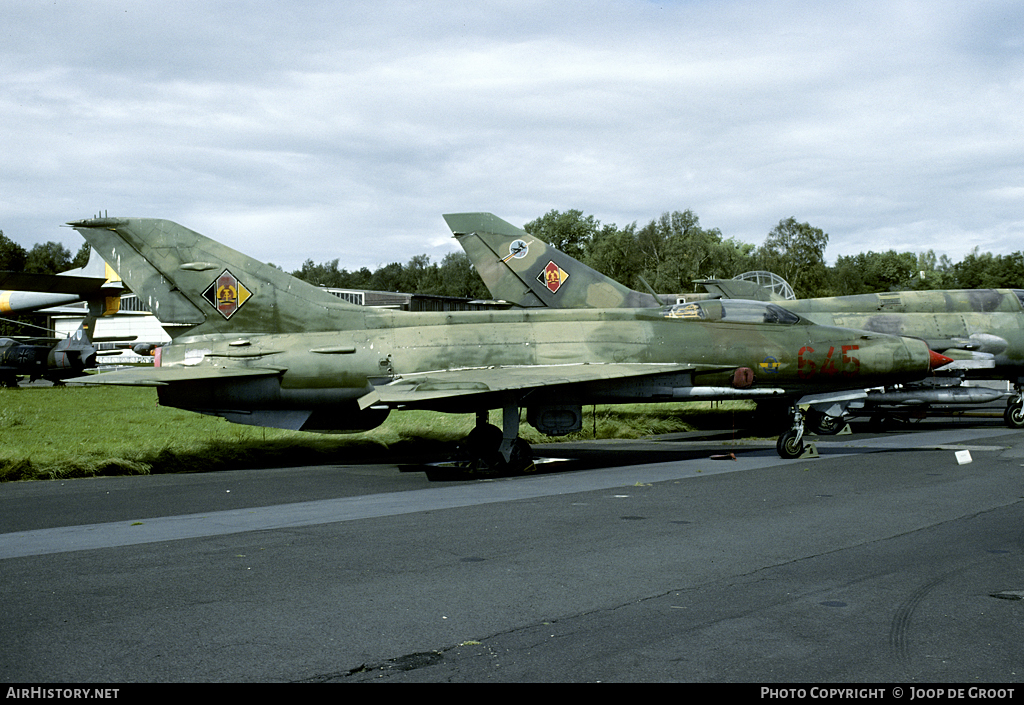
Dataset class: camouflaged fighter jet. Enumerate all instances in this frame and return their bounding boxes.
[760,290,1024,429]
[447,212,1024,432]
[64,216,945,463]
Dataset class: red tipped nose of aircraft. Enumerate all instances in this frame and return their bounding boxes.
[929,350,954,369]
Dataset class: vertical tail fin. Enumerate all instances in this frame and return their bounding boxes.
[67,218,366,336]
[47,299,105,375]
[443,212,663,309]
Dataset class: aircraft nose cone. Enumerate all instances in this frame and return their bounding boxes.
[929,349,954,370]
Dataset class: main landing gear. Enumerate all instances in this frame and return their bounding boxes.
[805,409,847,436]
[456,407,535,474]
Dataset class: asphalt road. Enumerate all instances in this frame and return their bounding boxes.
[2,417,1023,684]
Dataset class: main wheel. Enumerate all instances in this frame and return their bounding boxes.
[807,410,844,435]
[462,423,504,470]
[776,429,804,459]
[868,412,891,432]
[507,437,535,473]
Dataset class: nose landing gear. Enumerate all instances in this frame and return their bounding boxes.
[776,403,828,459]
[1005,385,1024,429]
[776,404,808,459]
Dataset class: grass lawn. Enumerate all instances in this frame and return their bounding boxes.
[0,385,756,482]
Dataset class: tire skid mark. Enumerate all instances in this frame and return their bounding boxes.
[889,570,964,670]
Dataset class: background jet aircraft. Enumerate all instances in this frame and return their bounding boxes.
[0,248,122,315]
[65,217,944,462]
[763,289,1024,429]
[0,303,109,387]
[447,212,781,309]
[447,212,1024,431]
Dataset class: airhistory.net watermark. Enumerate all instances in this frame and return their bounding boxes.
[6,689,119,700]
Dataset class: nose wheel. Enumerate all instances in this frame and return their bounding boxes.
[1005,387,1024,429]
[777,428,803,459]
[776,404,816,459]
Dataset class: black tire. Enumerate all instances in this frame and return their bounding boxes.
[1004,399,1024,429]
[463,423,504,470]
[808,410,844,435]
[508,438,535,472]
[776,429,804,459]
[868,413,890,432]
[466,423,501,451]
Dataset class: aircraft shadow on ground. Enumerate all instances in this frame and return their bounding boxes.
[405,412,1010,481]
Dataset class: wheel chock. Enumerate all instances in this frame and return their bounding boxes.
[797,443,819,459]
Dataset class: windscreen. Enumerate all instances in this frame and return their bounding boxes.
[664,300,800,324]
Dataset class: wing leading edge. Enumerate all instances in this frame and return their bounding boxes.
[69,366,283,387]
[360,361,789,409]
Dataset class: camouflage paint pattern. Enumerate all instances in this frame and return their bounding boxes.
[778,291,1024,384]
[66,217,937,435]
[449,213,1024,386]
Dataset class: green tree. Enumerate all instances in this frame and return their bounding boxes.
[24,241,72,275]
[534,209,756,295]
[292,259,373,289]
[608,210,750,293]
[906,250,955,290]
[754,218,829,297]
[326,266,372,290]
[952,249,1024,289]
[828,255,867,296]
[586,222,646,291]
[524,209,600,260]
[0,230,28,272]
[828,250,918,295]
[994,252,1024,288]
[71,242,91,269]
[709,237,757,281]
[402,254,439,294]
[367,262,406,292]
[0,230,32,335]
[293,258,344,287]
[434,251,490,299]
[649,210,727,292]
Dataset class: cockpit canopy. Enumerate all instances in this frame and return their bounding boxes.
[664,299,802,324]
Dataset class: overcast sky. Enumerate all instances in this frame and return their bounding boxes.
[2,0,1022,274]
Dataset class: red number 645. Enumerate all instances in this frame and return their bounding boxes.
[798,345,860,379]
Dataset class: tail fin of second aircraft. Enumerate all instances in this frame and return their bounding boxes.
[47,298,107,376]
[443,212,663,309]
[67,218,365,337]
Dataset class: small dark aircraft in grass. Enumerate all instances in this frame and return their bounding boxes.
[0,307,107,387]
